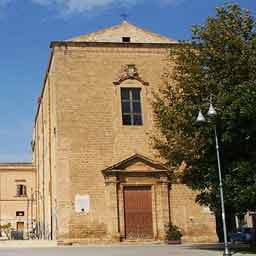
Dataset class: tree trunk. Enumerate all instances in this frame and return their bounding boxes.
[215,210,236,242]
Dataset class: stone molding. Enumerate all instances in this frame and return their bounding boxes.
[113,64,149,86]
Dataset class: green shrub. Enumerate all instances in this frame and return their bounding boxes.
[165,223,182,241]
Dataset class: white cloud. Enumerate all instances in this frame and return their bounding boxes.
[0,0,185,14]
[31,0,139,14]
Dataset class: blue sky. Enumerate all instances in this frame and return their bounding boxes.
[0,0,255,162]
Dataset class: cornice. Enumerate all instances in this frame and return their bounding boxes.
[50,41,180,49]
[0,163,35,171]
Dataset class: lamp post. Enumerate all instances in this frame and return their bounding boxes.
[31,190,43,239]
[196,102,231,256]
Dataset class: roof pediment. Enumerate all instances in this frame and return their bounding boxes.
[68,21,177,44]
[102,154,170,176]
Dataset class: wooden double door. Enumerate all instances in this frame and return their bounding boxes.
[124,186,153,240]
[16,222,24,232]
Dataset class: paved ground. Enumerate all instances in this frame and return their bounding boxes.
[0,244,254,256]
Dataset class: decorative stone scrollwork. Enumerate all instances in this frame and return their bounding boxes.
[113,64,149,86]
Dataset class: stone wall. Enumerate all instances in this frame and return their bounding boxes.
[170,184,217,242]
[33,42,218,243]
[50,45,168,240]
[0,164,35,235]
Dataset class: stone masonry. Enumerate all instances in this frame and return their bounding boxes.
[0,163,36,238]
[32,21,217,243]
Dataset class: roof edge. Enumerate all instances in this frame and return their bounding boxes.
[34,48,54,128]
[0,163,35,171]
[50,41,179,48]
[68,21,177,44]
[0,162,33,165]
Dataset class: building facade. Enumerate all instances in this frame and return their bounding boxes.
[0,163,35,239]
[31,21,218,243]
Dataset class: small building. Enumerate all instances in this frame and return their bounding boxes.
[30,21,217,243]
[238,212,256,228]
[0,163,35,238]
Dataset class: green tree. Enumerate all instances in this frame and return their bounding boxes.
[153,3,256,239]
[0,223,12,239]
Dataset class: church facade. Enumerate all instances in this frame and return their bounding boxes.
[31,21,217,243]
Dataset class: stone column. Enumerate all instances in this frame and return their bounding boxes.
[158,175,170,240]
[105,175,120,241]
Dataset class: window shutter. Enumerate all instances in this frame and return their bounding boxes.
[23,185,27,196]
[16,185,21,196]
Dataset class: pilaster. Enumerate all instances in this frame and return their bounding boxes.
[105,176,120,241]
[158,175,170,240]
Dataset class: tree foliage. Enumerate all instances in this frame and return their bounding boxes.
[153,3,256,217]
[0,223,12,239]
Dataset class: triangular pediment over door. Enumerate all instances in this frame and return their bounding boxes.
[102,153,170,177]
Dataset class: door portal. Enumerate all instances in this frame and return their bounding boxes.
[124,186,153,239]
[16,222,24,232]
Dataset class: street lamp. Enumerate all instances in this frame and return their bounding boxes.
[196,101,231,256]
[31,190,43,239]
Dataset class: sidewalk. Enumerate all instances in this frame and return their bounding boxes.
[0,244,254,256]
[0,240,57,248]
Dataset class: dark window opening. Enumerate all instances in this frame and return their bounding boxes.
[16,184,27,197]
[122,37,131,43]
[121,88,143,126]
[16,211,25,217]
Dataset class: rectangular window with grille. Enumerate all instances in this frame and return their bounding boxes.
[16,211,25,217]
[16,184,27,197]
[121,88,143,126]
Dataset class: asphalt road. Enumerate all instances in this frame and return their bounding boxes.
[0,244,254,256]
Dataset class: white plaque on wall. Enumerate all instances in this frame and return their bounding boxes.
[75,194,90,213]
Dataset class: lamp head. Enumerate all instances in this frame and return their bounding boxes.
[207,103,217,118]
[196,110,206,123]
